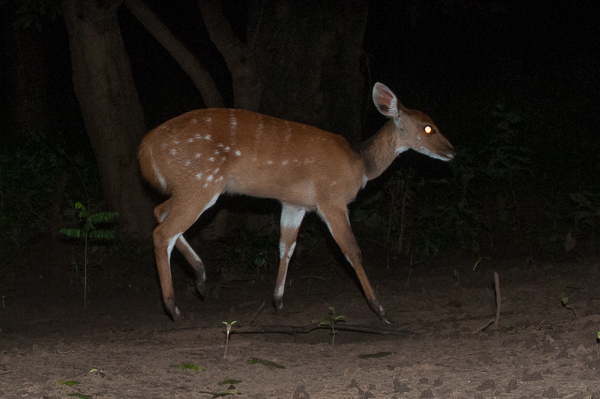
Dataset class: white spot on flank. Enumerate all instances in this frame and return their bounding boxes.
[213,168,220,174]
[206,175,213,182]
[214,150,220,155]
[266,160,273,165]
[170,149,176,155]
[196,173,202,179]
[187,138,194,143]
[282,160,288,165]
[184,160,191,166]
[205,117,212,123]
[173,140,179,144]
[221,157,226,162]
[195,153,201,158]
[204,134,211,140]
[194,134,202,140]
[208,157,215,162]
[191,118,197,124]
[234,150,242,156]
[224,147,230,152]
[331,181,337,186]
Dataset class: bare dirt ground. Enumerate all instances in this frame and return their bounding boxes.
[2,237,600,398]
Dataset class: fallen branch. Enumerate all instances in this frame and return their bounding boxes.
[164,323,413,336]
[233,323,413,336]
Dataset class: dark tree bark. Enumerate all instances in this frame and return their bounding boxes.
[198,0,262,111]
[124,0,225,108]
[62,0,154,236]
[249,0,369,143]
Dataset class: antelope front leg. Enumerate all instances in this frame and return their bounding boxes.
[318,205,388,323]
[273,204,306,311]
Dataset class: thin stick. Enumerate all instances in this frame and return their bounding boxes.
[248,301,265,326]
[493,271,501,330]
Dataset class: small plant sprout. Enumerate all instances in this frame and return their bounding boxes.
[223,321,236,359]
[561,296,578,318]
[59,202,118,307]
[320,307,345,345]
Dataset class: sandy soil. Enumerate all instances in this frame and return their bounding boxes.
[2,238,600,398]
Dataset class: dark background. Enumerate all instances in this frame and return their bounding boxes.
[1,0,599,283]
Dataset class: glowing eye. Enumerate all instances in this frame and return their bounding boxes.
[424,126,432,134]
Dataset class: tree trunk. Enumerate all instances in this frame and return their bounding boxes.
[249,0,368,143]
[62,0,154,236]
[199,0,262,111]
[124,0,225,108]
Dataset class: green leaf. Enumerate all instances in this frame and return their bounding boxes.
[87,212,119,224]
[59,228,85,238]
[218,379,242,386]
[57,380,80,387]
[248,358,285,369]
[88,230,115,240]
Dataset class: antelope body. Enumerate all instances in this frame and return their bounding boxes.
[139,83,454,322]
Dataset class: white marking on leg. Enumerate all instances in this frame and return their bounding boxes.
[279,242,285,259]
[167,232,184,269]
[151,149,167,192]
[178,236,205,280]
[281,205,306,228]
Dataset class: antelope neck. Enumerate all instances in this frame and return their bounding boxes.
[359,121,401,181]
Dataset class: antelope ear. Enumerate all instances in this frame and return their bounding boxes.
[373,83,401,119]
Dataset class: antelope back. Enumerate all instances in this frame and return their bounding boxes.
[139,109,366,209]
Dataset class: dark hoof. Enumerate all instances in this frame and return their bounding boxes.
[195,281,206,298]
[273,298,283,312]
[165,303,181,322]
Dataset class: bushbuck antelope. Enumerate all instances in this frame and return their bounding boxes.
[139,83,454,322]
